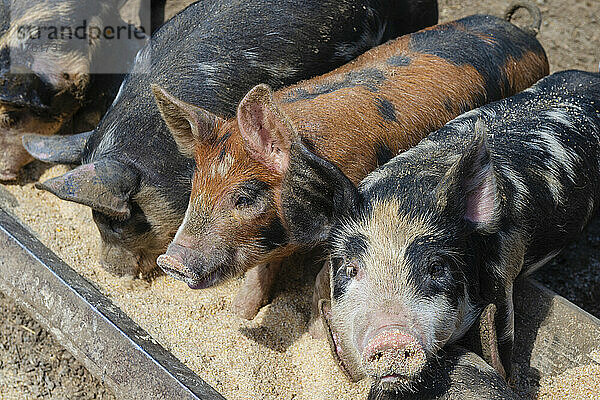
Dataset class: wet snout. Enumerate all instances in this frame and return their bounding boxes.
[157,240,223,289]
[363,329,426,381]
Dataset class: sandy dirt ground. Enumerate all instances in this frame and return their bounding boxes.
[0,292,115,400]
[1,0,599,399]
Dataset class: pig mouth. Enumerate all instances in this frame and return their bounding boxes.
[376,372,420,392]
[377,373,417,393]
[0,169,18,181]
[370,359,426,394]
[157,254,223,289]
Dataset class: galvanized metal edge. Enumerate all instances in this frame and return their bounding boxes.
[0,208,226,400]
[514,277,600,376]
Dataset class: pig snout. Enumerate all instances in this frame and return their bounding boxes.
[362,329,426,382]
[157,242,221,290]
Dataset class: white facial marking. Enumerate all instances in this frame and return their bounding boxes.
[332,199,464,375]
[210,153,234,178]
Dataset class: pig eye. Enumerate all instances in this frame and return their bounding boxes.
[2,111,21,126]
[234,179,268,209]
[109,218,124,235]
[428,261,447,280]
[235,194,255,208]
[344,260,359,278]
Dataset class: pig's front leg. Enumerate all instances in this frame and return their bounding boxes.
[233,261,283,319]
[309,261,331,339]
[0,135,35,181]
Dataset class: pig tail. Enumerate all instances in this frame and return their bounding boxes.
[504,0,542,36]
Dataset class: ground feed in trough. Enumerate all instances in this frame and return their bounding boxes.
[1,167,371,399]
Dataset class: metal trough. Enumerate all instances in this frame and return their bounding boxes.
[0,208,224,400]
[1,206,599,398]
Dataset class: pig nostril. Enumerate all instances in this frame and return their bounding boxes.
[369,351,383,362]
[368,351,384,363]
[363,332,427,380]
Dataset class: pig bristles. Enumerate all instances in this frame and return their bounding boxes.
[313,250,330,266]
[370,386,390,400]
[371,352,451,398]
[474,117,488,137]
[373,371,426,397]
[0,113,11,127]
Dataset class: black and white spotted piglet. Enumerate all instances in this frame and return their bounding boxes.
[281,70,600,392]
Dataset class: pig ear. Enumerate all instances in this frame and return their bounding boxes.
[237,84,296,174]
[281,140,360,244]
[151,84,224,158]
[22,130,93,164]
[36,160,139,219]
[436,119,499,232]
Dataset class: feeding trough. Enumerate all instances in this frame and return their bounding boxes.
[1,205,600,399]
[0,208,224,400]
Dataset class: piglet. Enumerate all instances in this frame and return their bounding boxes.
[279,70,600,391]
[0,0,144,180]
[24,0,439,277]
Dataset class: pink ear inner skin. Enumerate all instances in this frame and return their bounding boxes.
[465,172,495,224]
[239,100,289,174]
[251,103,275,152]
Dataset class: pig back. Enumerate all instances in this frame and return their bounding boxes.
[275,13,549,184]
